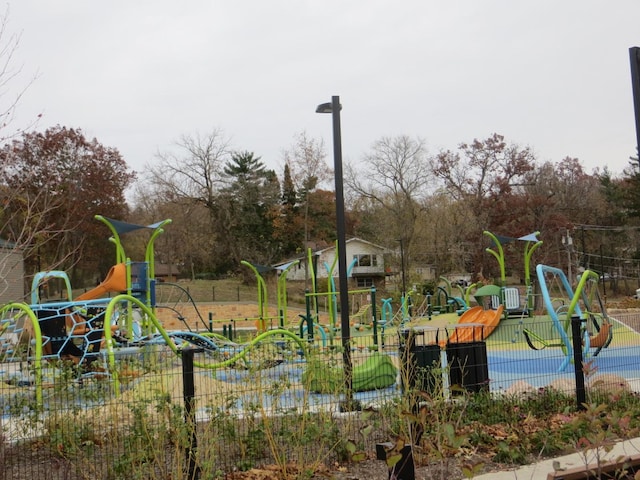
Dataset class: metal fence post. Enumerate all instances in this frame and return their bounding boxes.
[571,316,587,411]
[182,348,204,479]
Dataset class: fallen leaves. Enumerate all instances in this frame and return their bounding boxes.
[223,462,334,479]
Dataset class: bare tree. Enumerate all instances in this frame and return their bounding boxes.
[149,130,232,211]
[346,134,434,258]
[146,129,235,273]
[0,186,71,301]
[130,183,215,280]
[282,131,331,252]
[0,6,39,143]
[0,7,42,300]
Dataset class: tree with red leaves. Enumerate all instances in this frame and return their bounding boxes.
[0,125,136,287]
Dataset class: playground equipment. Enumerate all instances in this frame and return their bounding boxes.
[241,261,270,333]
[1,214,409,409]
[319,244,358,333]
[435,276,474,315]
[525,264,613,372]
[0,216,171,403]
[0,216,310,404]
[445,305,505,345]
[483,231,543,318]
[302,352,398,393]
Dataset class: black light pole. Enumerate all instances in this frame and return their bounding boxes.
[316,96,354,407]
[629,47,640,159]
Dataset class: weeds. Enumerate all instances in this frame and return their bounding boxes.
[5,338,640,479]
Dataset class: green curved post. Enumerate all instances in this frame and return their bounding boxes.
[103,295,175,394]
[307,248,319,322]
[144,219,172,279]
[402,289,415,322]
[95,215,126,265]
[464,282,477,307]
[439,276,452,296]
[565,269,599,331]
[325,244,339,330]
[483,231,506,286]
[241,261,268,332]
[103,294,309,395]
[0,303,43,407]
[484,230,508,318]
[323,251,356,331]
[95,216,132,337]
[145,219,172,309]
[277,260,299,327]
[523,232,543,313]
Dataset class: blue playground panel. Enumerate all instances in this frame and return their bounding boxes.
[488,344,640,390]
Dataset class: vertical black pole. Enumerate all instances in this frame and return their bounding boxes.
[182,348,203,479]
[580,226,586,269]
[629,47,640,160]
[371,287,378,347]
[312,254,320,321]
[330,96,354,408]
[570,317,587,411]
[317,96,355,409]
[399,238,407,302]
[600,244,607,300]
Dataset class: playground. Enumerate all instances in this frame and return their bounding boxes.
[3,219,640,477]
[2,220,639,406]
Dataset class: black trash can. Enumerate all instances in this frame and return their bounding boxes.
[445,324,489,393]
[399,326,443,394]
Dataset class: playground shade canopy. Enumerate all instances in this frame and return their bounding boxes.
[473,284,501,304]
[102,217,169,234]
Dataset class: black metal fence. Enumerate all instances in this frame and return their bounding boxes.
[2,311,640,478]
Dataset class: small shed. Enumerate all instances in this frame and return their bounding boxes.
[0,239,25,304]
[154,263,180,282]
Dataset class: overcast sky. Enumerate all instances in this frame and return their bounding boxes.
[7,1,640,179]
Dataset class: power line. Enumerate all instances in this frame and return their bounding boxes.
[574,224,640,232]
[578,251,639,263]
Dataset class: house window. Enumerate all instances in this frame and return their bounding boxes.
[353,254,377,267]
[356,277,374,288]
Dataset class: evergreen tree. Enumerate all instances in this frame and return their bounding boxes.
[222,151,280,265]
[273,163,304,257]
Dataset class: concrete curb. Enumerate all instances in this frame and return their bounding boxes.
[474,437,640,479]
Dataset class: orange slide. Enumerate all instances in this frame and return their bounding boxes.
[76,263,128,301]
[445,305,504,344]
[67,264,128,336]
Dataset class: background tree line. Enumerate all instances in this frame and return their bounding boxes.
[3,121,640,298]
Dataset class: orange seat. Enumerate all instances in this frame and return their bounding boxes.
[589,322,611,348]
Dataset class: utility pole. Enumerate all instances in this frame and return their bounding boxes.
[562,230,574,285]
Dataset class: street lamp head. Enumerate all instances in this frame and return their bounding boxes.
[315,101,342,114]
[315,102,332,114]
